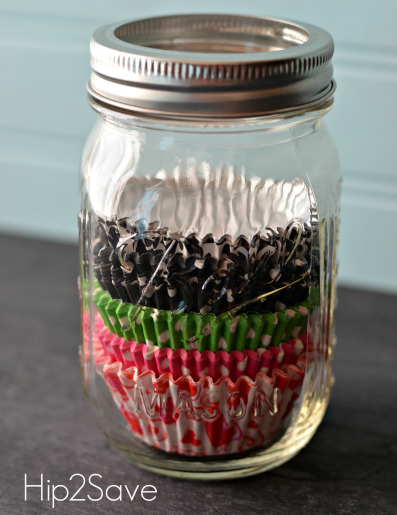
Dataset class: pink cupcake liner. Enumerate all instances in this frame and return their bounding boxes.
[92,311,307,382]
[95,357,306,456]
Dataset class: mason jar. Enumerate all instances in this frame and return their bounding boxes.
[79,14,341,479]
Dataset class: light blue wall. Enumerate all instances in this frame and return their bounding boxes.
[1,1,397,293]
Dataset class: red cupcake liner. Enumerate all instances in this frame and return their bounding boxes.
[95,356,306,456]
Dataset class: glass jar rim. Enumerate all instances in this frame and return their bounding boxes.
[88,13,335,118]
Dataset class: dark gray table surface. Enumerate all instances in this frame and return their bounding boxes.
[1,234,396,515]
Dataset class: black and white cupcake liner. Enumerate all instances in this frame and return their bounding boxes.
[93,216,318,315]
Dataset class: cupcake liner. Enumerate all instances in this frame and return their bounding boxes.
[92,310,307,382]
[94,357,306,456]
[93,285,310,352]
[92,200,318,315]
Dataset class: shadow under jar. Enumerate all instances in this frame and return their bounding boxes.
[79,14,341,479]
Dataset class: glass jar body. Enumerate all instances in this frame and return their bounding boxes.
[79,105,340,479]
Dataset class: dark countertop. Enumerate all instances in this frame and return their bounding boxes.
[1,234,396,515]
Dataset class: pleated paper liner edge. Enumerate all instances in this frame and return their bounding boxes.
[88,280,319,352]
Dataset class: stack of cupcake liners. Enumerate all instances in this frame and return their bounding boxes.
[83,186,320,456]
[93,343,306,456]
[92,213,319,315]
[82,277,315,455]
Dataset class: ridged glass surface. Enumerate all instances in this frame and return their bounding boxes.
[79,109,340,478]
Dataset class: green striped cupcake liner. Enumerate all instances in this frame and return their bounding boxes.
[92,286,313,352]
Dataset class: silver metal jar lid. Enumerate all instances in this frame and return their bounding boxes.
[88,14,335,118]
